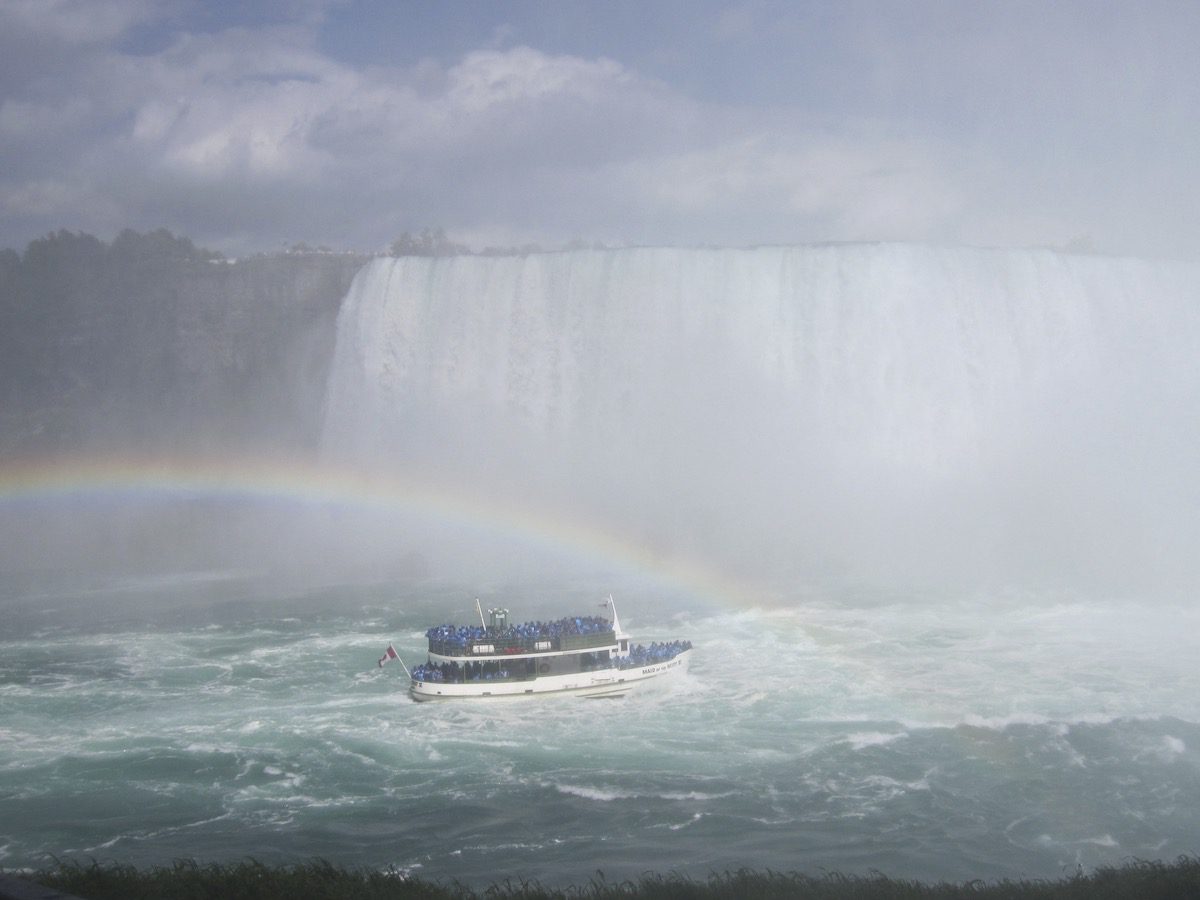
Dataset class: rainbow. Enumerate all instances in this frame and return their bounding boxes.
[0,455,768,608]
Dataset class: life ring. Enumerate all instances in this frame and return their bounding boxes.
[538,663,550,674]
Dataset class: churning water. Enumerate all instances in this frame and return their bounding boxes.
[2,572,1197,886]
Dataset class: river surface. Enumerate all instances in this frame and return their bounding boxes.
[2,571,1197,885]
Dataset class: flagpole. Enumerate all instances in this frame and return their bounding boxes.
[394,653,411,679]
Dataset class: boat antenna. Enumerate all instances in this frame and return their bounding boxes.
[475,597,487,629]
[607,594,623,634]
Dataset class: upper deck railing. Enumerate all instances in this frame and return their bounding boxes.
[413,640,693,685]
[427,630,617,657]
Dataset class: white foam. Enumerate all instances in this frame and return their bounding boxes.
[858,774,931,796]
[552,783,635,802]
[657,790,736,801]
[843,731,908,750]
[668,813,705,830]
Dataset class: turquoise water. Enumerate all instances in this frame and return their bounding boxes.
[2,572,1198,886]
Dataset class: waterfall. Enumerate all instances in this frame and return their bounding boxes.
[322,244,1200,588]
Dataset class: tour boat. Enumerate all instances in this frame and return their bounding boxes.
[387,597,691,701]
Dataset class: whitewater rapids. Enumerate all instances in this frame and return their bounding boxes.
[1,575,1197,884]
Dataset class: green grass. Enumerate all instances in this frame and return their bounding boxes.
[10,856,1200,900]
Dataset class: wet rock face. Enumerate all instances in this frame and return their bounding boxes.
[0,232,365,458]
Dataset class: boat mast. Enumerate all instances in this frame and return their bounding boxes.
[475,597,487,629]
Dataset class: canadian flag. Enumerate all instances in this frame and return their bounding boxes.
[378,644,398,668]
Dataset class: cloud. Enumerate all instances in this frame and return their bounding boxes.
[614,132,964,239]
[1,18,732,250]
[118,28,352,180]
[2,0,159,44]
[0,4,1197,258]
[445,47,631,114]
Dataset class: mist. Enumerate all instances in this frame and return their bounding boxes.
[9,3,1200,889]
[312,244,1200,596]
[3,232,1198,607]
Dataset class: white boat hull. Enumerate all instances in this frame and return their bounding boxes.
[409,649,690,702]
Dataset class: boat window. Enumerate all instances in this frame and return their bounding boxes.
[620,639,628,652]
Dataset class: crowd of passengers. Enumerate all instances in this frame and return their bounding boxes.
[411,639,693,683]
[424,615,612,649]
[412,659,528,683]
[615,640,693,669]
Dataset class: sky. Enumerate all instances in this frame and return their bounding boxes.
[1,0,1198,257]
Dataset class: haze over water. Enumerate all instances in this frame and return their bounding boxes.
[3,244,1200,884]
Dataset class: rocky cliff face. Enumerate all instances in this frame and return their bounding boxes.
[0,230,365,458]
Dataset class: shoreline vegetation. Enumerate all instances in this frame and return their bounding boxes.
[6,857,1200,900]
